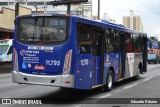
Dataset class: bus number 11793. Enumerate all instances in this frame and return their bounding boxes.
[46,60,60,66]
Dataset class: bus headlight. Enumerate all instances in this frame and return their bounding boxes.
[63,50,72,75]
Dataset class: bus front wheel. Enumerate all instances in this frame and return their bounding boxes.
[102,70,113,92]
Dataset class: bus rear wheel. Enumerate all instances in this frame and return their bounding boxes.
[101,70,113,92]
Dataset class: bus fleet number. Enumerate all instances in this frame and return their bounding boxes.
[81,59,89,66]
[46,60,60,66]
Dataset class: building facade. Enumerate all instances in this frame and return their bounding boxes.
[0,0,92,18]
[0,0,92,39]
[123,10,143,32]
[0,6,31,39]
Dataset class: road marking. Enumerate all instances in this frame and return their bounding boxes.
[99,94,112,98]
[90,94,112,103]
[143,76,153,82]
[123,83,138,89]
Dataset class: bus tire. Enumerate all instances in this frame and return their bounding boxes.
[101,70,113,92]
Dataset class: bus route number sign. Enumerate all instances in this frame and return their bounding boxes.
[50,19,65,27]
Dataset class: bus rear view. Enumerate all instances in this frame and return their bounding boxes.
[13,13,147,91]
[12,14,74,88]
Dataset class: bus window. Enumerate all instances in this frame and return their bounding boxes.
[77,23,92,54]
[7,46,13,55]
[115,31,120,52]
[0,45,9,55]
[105,29,114,53]
[18,18,67,44]
[133,34,144,52]
[93,30,102,55]
[125,33,133,53]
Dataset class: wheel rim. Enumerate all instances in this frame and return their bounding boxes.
[108,74,112,89]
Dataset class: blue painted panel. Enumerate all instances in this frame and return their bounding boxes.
[78,54,93,89]
[93,56,101,86]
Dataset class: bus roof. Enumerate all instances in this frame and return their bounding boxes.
[17,13,147,36]
[74,15,146,35]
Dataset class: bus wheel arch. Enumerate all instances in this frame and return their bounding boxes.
[102,67,114,92]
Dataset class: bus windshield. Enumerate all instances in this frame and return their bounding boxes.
[18,17,67,44]
[0,45,9,55]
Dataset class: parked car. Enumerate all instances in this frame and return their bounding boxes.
[147,53,160,64]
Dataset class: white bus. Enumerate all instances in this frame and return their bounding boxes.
[0,39,13,62]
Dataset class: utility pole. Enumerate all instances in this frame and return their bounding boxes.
[44,0,46,13]
[67,3,71,14]
[15,2,19,18]
[98,0,100,20]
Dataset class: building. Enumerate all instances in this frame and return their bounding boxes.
[103,13,116,23]
[0,0,92,18]
[123,10,143,32]
[0,0,92,39]
[0,6,31,39]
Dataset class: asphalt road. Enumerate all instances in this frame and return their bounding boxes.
[0,64,160,107]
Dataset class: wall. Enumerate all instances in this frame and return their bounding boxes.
[0,6,31,31]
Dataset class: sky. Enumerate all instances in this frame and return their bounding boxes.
[92,0,160,39]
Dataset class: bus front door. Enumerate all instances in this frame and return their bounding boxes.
[92,30,104,87]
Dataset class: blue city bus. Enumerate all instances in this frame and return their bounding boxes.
[147,37,159,49]
[12,13,147,91]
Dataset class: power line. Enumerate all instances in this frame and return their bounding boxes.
[135,0,159,9]
[100,7,160,15]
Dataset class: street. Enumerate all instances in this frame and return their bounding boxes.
[0,64,160,107]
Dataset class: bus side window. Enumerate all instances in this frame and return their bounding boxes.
[125,33,132,53]
[77,23,92,54]
[7,46,13,55]
[105,29,114,53]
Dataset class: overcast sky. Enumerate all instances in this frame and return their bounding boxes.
[92,0,160,39]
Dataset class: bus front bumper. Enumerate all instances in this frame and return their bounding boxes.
[12,70,74,88]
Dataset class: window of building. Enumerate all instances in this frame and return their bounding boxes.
[9,2,14,5]
[0,2,8,5]
[19,2,26,5]
[27,2,44,5]
[46,2,52,5]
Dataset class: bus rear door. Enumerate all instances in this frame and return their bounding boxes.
[92,29,104,87]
